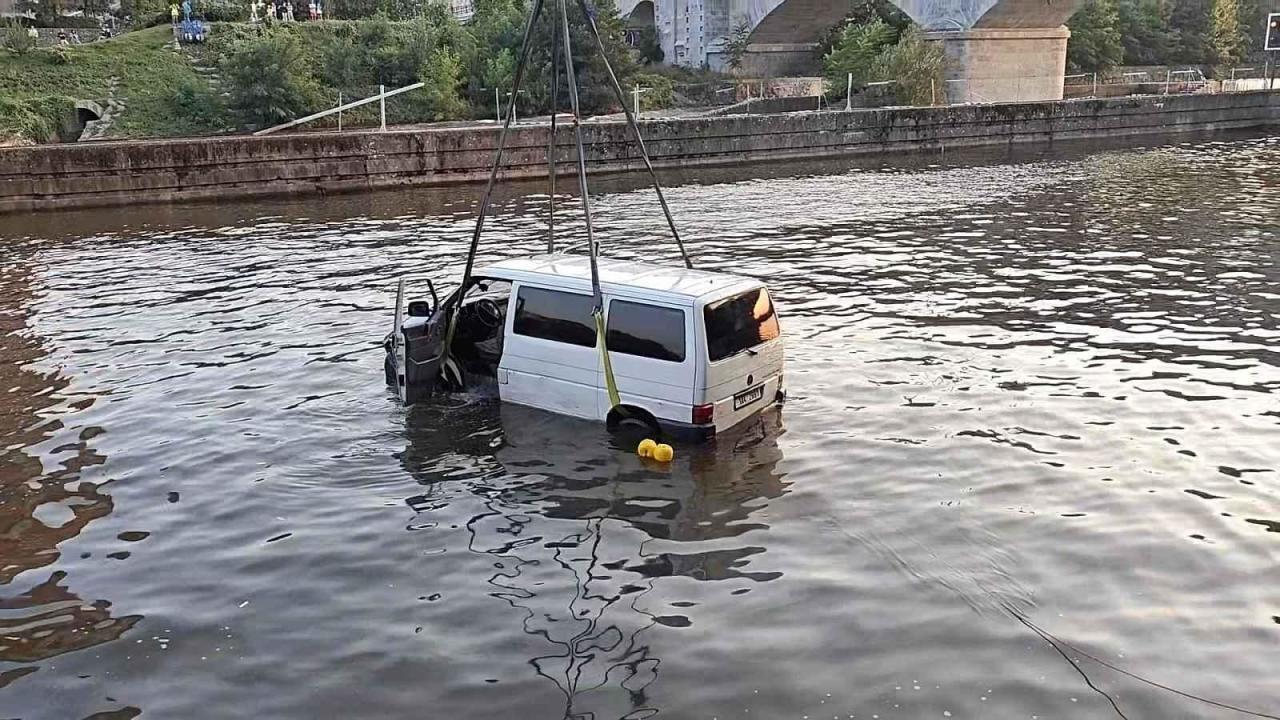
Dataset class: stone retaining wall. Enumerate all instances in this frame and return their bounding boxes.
[1,90,1276,214]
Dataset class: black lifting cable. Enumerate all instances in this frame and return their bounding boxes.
[573,0,692,269]
[442,0,546,363]
[442,0,693,373]
[1003,603,1280,720]
[545,0,560,253]
[558,0,599,303]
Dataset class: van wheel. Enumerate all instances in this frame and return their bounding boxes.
[607,406,660,439]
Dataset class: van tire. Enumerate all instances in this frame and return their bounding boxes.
[607,406,660,437]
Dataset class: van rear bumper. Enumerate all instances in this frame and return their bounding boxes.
[658,389,785,443]
[656,418,717,443]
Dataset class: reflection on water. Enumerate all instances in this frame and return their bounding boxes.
[0,257,135,682]
[399,404,788,718]
[0,132,1277,719]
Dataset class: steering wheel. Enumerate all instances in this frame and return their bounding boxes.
[472,297,503,330]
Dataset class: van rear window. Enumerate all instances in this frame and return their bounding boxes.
[607,300,686,362]
[704,287,780,362]
[512,286,596,347]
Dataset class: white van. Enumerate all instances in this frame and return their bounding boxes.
[385,254,784,440]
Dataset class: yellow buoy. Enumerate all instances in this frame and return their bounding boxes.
[637,438,657,458]
[653,443,674,463]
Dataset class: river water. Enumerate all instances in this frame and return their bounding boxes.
[1,133,1277,719]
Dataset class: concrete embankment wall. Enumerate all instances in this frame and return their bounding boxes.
[1,91,1276,214]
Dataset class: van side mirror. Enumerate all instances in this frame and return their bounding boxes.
[408,300,432,317]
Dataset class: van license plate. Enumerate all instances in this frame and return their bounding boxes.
[733,384,765,411]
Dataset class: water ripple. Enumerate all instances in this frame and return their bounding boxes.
[0,133,1277,719]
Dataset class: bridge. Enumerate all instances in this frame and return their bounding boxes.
[617,0,1085,103]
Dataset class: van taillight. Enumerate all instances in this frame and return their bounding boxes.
[692,403,714,425]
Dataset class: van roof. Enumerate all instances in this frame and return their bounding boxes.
[479,253,760,304]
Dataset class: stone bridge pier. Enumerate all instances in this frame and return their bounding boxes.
[900,0,1085,103]
[616,0,1085,103]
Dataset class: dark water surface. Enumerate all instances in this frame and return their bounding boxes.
[1,135,1278,720]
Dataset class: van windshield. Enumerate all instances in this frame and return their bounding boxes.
[704,287,780,362]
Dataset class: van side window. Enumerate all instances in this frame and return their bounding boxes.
[704,287,780,362]
[607,300,686,362]
[512,286,596,347]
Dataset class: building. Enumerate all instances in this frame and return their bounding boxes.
[634,0,749,71]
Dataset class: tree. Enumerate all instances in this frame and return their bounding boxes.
[1067,0,1125,72]
[823,19,941,105]
[118,0,172,27]
[723,21,751,73]
[481,47,516,95]
[221,31,322,128]
[823,18,897,97]
[636,25,662,65]
[524,0,637,115]
[16,0,71,25]
[873,27,944,105]
[1117,0,1178,64]
[419,46,468,120]
[1168,0,1212,63]
[2,19,35,55]
[1208,0,1247,65]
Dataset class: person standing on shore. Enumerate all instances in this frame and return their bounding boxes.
[170,3,180,24]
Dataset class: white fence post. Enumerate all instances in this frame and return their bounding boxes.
[379,84,386,131]
[845,72,852,111]
[1092,72,1097,97]
[337,92,343,132]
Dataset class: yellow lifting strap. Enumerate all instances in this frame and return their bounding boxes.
[594,311,621,409]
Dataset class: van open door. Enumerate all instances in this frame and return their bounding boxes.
[385,278,447,405]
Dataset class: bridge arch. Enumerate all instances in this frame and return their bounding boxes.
[731,0,1084,101]
[745,0,846,45]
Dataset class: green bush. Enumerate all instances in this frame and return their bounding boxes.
[0,94,75,143]
[636,25,662,65]
[823,18,897,96]
[51,15,106,28]
[417,45,468,120]
[168,76,228,127]
[203,0,249,21]
[871,28,944,106]
[220,30,324,128]
[120,0,173,27]
[1209,0,1247,66]
[633,71,672,110]
[824,20,943,106]
[1067,0,1124,72]
[3,20,36,55]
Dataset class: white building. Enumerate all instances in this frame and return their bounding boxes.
[632,0,752,70]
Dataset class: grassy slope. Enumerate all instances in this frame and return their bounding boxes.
[0,26,216,142]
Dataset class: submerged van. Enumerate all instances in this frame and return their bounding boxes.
[385,254,784,440]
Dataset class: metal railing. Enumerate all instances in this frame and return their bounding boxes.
[253,82,425,136]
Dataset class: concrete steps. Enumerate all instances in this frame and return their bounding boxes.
[78,77,123,142]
